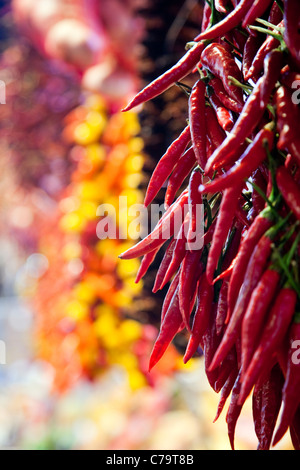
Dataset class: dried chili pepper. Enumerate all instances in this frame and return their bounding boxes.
[226,370,247,450]
[208,91,234,132]
[189,80,207,170]
[205,105,227,151]
[239,285,297,405]
[209,76,244,114]
[187,169,203,250]
[214,365,239,423]
[183,274,214,363]
[122,41,206,112]
[215,0,229,15]
[290,406,300,450]
[242,34,264,81]
[135,246,160,284]
[201,43,244,105]
[273,319,300,446]
[144,125,191,207]
[152,238,177,293]
[283,0,300,69]
[179,249,203,329]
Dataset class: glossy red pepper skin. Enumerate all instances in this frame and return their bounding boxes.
[200,126,274,194]
[122,41,206,112]
[152,238,177,293]
[226,370,247,450]
[179,249,203,329]
[245,26,282,81]
[242,34,264,81]
[160,271,180,324]
[252,363,284,450]
[215,0,229,14]
[276,166,300,222]
[242,0,273,28]
[241,268,281,376]
[208,92,234,132]
[165,147,196,208]
[135,246,160,284]
[144,125,191,207]
[189,80,207,170]
[273,321,300,446]
[194,0,253,41]
[275,86,300,163]
[201,43,244,106]
[187,169,203,250]
[239,287,297,405]
[209,76,244,114]
[260,49,283,107]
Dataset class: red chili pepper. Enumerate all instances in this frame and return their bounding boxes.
[245,25,282,81]
[227,208,274,319]
[225,370,247,450]
[241,267,281,375]
[260,49,283,107]
[165,147,196,208]
[214,365,239,423]
[152,238,177,293]
[273,320,300,446]
[135,246,161,284]
[209,223,276,372]
[148,285,185,371]
[268,1,283,25]
[119,189,188,260]
[200,125,274,194]
[242,0,273,28]
[252,363,284,450]
[194,0,253,41]
[208,91,234,132]
[201,2,212,33]
[242,34,264,81]
[283,0,300,70]
[275,86,300,160]
[205,105,227,151]
[206,184,242,284]
[276,165,300,222]
[179,249,203,329]
[187,169,203,250]
[238,286,297,405]
[183,274,214,363]
[204,76,266,174]
[144,125,191,207]
[209,76,244,114]
[215,0,229,14]
[122,41,206,112]
[189,80,207,170]
[201,43,244,106]
[160,271,180,324]
[251,168,268,215]
[159,213,191,290]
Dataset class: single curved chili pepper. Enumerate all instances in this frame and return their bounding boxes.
[201,1,212,33]
[252,362,284,450]
[152,238,177,293]
[119,189,188,260]
[187,169,203,250]
[194,0,253,41]
[201,43,244,105]
[242,34,264,81]
[273,320,300,446]
[260,49,283,107]
[238,285,297,405]
[252,168,268,215]
[179,249,203,329]
[159,213,190,290]
[215,0,229,14]
[189,80,207,170]
[290,406,300,450]
[209,76,244,114]
[209,222,278,372]
[243,0,273,28]
[283,0,300,70]
[144,125,191,207]
[122,41,206,112]
[204,76,266,174]
[208,91,234,132]
[200,125,274,194]
[227,208,274,319]
[275,86,300,154]
[205,105,227,151]
[245,24,282,81]
[276,165,300,222]
[206,184,243,284]
[214,365,239,423]
[165,147,196,208]
[241,267,281,376]
[135,246,161,284]
[226,370,247,450]
[183,273,214,363]
[148,285,185,371]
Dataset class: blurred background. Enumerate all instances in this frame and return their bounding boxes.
[0,0,293,450]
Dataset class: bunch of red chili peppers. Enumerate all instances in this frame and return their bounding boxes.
[120,0,300,450]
